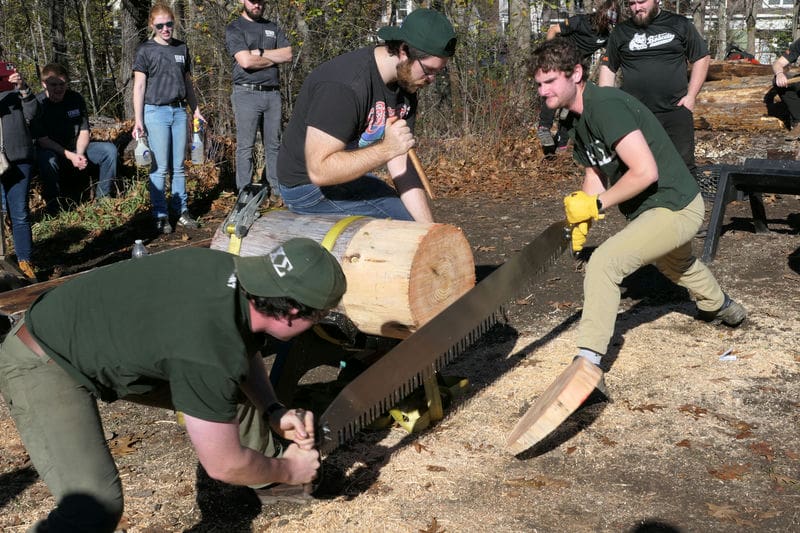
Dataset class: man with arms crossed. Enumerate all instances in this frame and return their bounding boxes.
[226,0,292,198]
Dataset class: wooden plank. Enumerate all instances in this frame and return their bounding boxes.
[506,357,603,455]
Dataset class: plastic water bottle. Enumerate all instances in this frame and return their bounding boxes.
[134,136,152,167]
[191,118,205,164]
[131,239,149,259]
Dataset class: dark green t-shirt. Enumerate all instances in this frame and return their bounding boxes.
[571,82,699,220]
[26,248,262,422]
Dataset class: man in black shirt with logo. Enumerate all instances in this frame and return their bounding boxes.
[225,0,292,197]
[598,0,709,177]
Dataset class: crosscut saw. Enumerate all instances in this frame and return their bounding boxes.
[318,219,571,453]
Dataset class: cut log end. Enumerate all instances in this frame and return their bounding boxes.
[506,357,603,455]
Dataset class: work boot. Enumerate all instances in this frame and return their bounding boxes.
[156,216,173,235]
[17,260,36,281]
[696,294,747,327]
[536,126,555,149]
[177,211,200,229]
[784,122,800,141]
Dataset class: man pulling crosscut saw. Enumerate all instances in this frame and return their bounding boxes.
[506,37,747,454]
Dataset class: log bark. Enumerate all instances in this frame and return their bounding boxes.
[695,74,789,132]
[210,211,476,339]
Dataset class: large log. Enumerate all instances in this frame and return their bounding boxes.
[694,74,789,132]
[210,211,475,339]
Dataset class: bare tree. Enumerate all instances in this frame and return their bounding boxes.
[119,0,149,120]
[717,0,728,59]
[691,0,706,37]
[50,0,68,66]
[743,0,758,52]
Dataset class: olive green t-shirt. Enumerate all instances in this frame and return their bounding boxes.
[571,82,699,220]
[26,248,262,422]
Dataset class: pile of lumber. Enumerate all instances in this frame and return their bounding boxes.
[694,60,790,132]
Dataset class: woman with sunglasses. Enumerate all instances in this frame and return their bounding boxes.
[133,3,204,234]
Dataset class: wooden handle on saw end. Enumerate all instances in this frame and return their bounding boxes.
[408,148,435,200]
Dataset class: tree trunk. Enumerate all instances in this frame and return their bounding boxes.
[73,0,99,111]
[691,0,706,37]
[716,0,727,60]
[49,0,68,66]
[508,0,532,114]
[119,0,149,120]
[744,0,758,53]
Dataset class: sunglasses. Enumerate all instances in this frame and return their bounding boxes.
[154,21,174,30]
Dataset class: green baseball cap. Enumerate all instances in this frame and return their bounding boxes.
[378,8,457,58]
[235,238,346,310]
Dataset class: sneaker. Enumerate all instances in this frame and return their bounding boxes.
[697,294,747,327]
[536,126,555,148]
[17,260,36,280]
[177,211,200,229]
[156,216,173,234]
[253,483,315,505]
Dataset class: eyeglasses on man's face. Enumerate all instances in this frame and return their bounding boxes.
[417,58,446,79]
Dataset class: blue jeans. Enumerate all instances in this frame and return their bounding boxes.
[0,162,33,262]
[232,85,282,194]
[279,176,413,220]
[144,104,188,218]
[37,142,118,210]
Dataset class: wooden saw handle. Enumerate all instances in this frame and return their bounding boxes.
[408,148,435,200]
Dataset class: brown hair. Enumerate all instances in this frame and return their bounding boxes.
[589,0,620,37]
[530,37,588,82]
[148,3,175,27]
[41,62,69,80]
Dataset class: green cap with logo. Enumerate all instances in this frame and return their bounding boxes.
[378,8,457,58]
[234,238,346,310]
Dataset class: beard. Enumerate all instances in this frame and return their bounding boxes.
[395,59,426,93]
[632,4,659,27]
[244,5,263,20]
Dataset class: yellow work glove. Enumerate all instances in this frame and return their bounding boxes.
[571,220,591,254]
[564,190,601,225]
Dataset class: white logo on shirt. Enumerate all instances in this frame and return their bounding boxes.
[227,272,237,289]
[174,54,185,64]
[629,32,675,51]
[584,140,615,167]
[67,109,81,118]
[269,246,293,277]
[264,30,275,38]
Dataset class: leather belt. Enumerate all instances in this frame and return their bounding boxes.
[237,83,279,92]
[15,323,47,359]
[166,99,186,108]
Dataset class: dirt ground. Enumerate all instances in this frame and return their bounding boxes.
[0,129,798,532]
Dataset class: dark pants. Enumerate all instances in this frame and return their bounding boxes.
[778,84,800,125]
[653,106,697,176]
[37,142,118,213]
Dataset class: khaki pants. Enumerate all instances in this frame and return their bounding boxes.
[0,319,276,532]
[578,194,725,354]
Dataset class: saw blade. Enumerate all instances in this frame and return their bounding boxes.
[319,219,570,453]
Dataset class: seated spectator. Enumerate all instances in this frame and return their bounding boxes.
[32,63,118,214]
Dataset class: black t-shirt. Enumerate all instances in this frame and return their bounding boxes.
[225,16,290,86]
[560,15,609,59]
[132,39,191,105]
[601,10,709,113]
[31,90,89,150]
[276,47,417,188]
